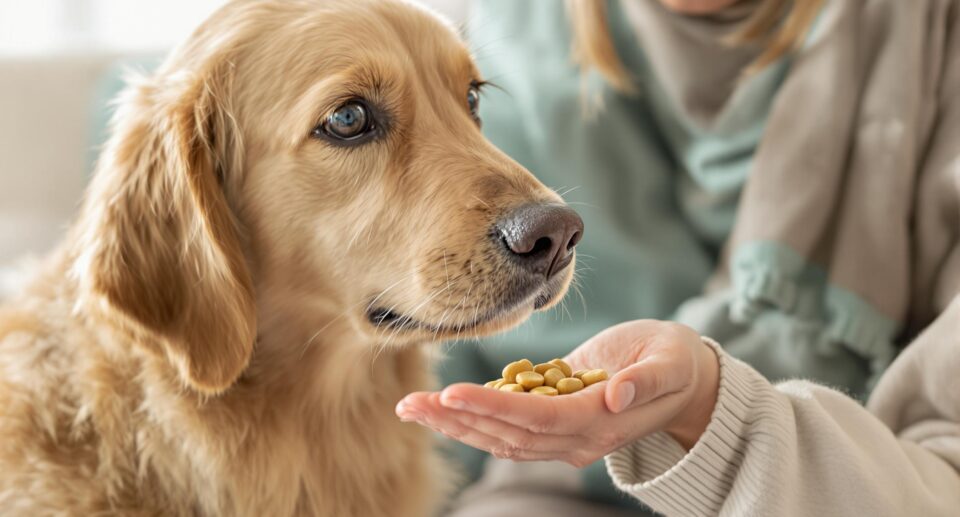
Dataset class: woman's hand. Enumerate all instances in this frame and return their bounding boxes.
[395,320,721,467]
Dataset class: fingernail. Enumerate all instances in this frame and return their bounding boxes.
[396,400,422,422]
[611,382,635,413]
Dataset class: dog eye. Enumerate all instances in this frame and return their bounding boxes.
[467,86,481,120]
[317,101,375,142]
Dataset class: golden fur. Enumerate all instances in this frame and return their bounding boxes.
[0,1,575,515]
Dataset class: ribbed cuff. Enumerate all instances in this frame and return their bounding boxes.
[605,338,786,516]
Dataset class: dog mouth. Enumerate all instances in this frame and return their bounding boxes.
[365,274,566,336]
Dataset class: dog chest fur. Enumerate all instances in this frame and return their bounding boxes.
[0,264,445,516]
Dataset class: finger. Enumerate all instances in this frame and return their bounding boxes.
[438,382,606,434]
[426,417,573,462]
[396,390,439,421]
[401,391,590,451]
[605,354,691,414]
[440,406,586,453]
[403,393,572,462]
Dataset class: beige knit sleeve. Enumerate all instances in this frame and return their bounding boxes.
[604,336,960,517]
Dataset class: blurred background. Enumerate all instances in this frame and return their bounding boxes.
[0,0,470,296]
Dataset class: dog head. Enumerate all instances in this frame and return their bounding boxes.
[75,0,582,394]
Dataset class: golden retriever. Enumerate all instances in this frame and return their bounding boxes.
[0,0,582,515]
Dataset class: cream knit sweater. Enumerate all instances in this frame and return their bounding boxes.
[606,301,960,516]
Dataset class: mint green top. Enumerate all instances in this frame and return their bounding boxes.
[439,0,873,507]
[448,0,770,365]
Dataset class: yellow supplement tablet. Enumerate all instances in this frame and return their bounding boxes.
[502,359,533,383]
[499,383,524,393]
[556,377,584,395]
[581,369,609,386]
[533,363,555,375]
[485,378,504,389]
[516,371,545,390]
[572,370,589,379]
[530,386,558,396]
[543,368,565,388]
[548,358,573,377]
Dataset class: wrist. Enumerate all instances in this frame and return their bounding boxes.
[665,338,720,450]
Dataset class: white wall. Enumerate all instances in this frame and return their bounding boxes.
[0,0,223,55]
[0,0,470,55]
[0,54,118,263]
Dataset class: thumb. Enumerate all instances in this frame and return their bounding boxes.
[604,355,687,414]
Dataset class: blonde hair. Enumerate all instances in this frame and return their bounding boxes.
[567,0,827,90]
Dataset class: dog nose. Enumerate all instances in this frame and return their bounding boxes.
[497,204,584,278]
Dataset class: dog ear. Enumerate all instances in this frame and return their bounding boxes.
[77,62,256,395]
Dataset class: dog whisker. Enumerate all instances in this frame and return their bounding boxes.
[377,281,455,355]
[553,185,583,199]
[298,272,420,360]
[470,195,491,209]
[346,222,369,251]
[563,201,598,209]
[451,285,475,343]
[429,281,460,344]
[364,268,422,316]
[297,327,327,361]
[438,281,474,344]
[442,249,451,288]
[570,271,589,320]
[559,294,573,323]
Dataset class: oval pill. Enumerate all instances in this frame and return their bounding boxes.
[556,377,584,395]
[533,363,555,375]
[548,358,573,377]
[530,386,558,396]
[502,359,533,383]
[543,368,565,388]
[484,379,502,389]
[516,371,545,390]
[499,383,525,392]
[572,370,589,379]
[581,369,608,386]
